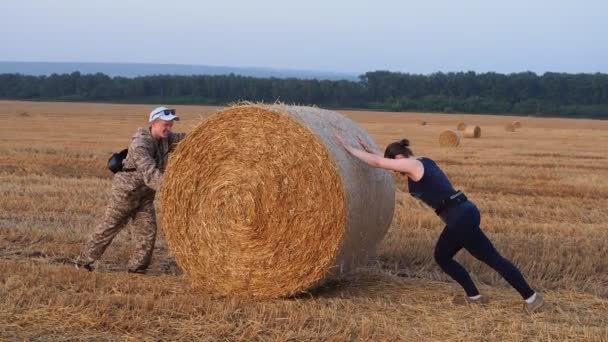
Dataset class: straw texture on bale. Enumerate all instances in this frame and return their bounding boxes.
[464,125,481,138]
[457,122,467,131]
[512,121,522,129]
[439,130,460,147]
[505,123,516,132]
[160,104,395,298]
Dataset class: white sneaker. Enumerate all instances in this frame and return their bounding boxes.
[452,295,490,305]
[525,293,545,313]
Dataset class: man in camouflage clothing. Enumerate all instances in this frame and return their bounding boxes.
[76,106,186,274]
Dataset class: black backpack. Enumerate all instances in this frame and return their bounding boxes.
[107,149,129,173]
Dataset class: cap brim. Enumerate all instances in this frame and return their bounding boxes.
[156,115,179,121]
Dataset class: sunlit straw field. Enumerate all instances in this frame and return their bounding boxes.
[1,100,607,340]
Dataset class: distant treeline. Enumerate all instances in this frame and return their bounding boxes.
[1,71,608,119]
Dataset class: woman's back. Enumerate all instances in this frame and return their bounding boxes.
[407,157,456,210]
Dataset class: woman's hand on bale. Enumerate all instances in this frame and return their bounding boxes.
[335,133,350,150]
[358,134,378,154]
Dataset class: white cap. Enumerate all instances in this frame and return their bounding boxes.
[149,106,179,122]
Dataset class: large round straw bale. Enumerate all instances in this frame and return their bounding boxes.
[439,130,460,147]
[512,121,522,129]
[505,123,516,132]
[464,125,481,138]
[160,104,395,298]
[457,122,467,131]
[420,121,427,126]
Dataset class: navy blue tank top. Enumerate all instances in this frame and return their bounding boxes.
[407,157,456,210]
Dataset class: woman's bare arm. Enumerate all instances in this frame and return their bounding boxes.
[336,133,423,179]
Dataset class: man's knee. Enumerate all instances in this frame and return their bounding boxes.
[136,227,157,245]
[104,188,140,223]
[132,211,157,245]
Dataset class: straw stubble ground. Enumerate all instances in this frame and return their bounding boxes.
[1,101,607,340]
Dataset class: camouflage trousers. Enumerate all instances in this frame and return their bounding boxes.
[79,173,157,273]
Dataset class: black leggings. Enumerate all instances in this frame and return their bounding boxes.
[434,201,535,299]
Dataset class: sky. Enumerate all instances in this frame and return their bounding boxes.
[1,0,607,74]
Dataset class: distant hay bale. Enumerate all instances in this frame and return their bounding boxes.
[505,123,516,132]
[457,122,467,131]
[439,130,460,147]
[160,104,395,298]
[512,121,522,129]
[420,121,427,126]
[464,125,481,138]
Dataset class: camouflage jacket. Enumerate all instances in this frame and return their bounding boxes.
[120,127,186,192]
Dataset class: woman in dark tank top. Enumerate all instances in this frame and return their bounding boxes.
[336,134,544,313]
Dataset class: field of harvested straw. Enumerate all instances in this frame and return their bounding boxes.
[1,100,607,340]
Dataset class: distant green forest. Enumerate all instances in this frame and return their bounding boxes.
[1,71,607,119]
